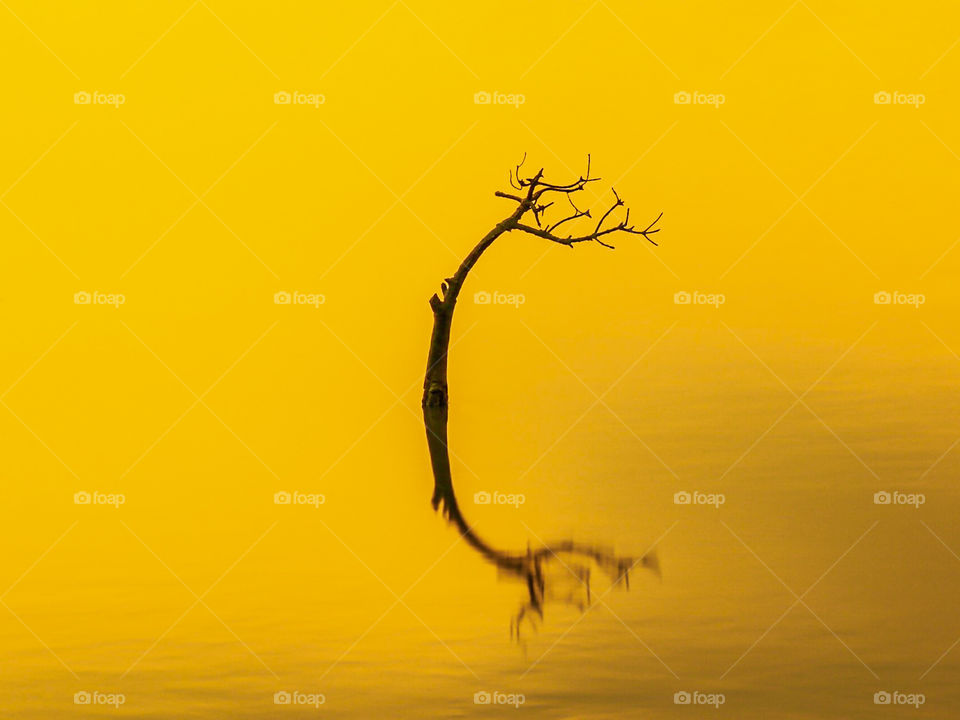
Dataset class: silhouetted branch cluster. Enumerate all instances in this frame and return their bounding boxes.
[494,153,662,249]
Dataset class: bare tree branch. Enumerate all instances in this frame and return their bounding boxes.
[493,154,661,250]
[420,155,664,640]
[424,155,663,407]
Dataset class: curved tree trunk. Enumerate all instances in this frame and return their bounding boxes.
[421,207,529,577]
[422,208,525,409]
[418,159,662,635]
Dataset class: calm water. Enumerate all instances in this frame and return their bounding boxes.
[3,333,960,719]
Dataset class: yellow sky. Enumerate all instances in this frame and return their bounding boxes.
[2,1,960,716]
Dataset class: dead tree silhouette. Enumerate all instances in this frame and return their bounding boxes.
[421,155,662,639]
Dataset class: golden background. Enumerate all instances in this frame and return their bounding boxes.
[2,1,960,717]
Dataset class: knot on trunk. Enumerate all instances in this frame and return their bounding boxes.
[422,381,448,408]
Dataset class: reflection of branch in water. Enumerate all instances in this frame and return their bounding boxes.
[425,399,659,640]
[420,157,663,639]
[506,548,660,642]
